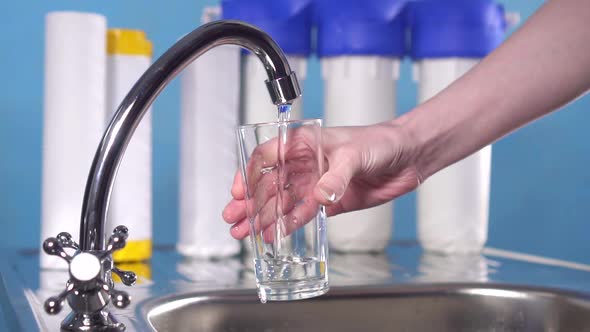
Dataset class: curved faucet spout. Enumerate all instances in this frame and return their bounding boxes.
[79,20,302,250]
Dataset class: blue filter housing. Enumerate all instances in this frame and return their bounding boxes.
[407,0,507,58]
[314,0,407,57]
[317,0,406,253]
[222,0,313,55]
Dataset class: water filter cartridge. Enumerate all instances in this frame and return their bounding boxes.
[242,54,307,124]
[316,0,405,252]
[105,29,153,262]
[415,59,491,254]
[408,0,507,254]
[41,11,107,269]
[177,43,242,258]
[322,56,399,252]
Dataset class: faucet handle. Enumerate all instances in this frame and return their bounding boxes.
[103,225,129,256]
[44,281,75,315]
[56,232,79,250]
[112,266,137,286]
[96,280,131,309]
[41,226,136,330]
[111,289,132,309]
[42,237,73,263]
[102,226,137,286]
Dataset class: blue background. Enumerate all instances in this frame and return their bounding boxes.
[1,1,588,264]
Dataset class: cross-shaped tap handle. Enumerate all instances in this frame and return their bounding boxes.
[42,226,137,319]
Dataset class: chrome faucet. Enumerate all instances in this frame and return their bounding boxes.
[42,20,301,331]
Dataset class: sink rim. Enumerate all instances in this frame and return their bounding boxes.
[139,282,590,330]
[143,282,590,307]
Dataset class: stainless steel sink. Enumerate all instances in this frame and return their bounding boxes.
[142,283,590,332]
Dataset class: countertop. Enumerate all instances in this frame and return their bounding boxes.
[2,241,590,331]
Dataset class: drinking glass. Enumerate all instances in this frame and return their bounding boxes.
[237,119,328,302]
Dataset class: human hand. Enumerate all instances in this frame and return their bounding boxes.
[223,121,422,240]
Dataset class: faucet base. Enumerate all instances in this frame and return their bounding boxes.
[61,311,125,332]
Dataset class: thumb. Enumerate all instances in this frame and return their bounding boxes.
[314,154,359,205]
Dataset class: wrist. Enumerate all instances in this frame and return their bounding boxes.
[391,102,452,181]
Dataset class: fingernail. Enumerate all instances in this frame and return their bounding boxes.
[319,187,337,202]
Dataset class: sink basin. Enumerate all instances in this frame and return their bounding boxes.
[143,283,590,331]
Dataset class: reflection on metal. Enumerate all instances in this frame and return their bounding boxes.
[329,253,395,285]
[462,288,528,299]
[176,257,243,289]
[417,252,493,282]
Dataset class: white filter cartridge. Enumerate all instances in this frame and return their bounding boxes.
[415,58,491,254]
[177,45,241,258]
[105,29,153,262]
[41,11,106,269]
[322,56,399,252]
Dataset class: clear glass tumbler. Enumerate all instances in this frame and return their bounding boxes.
[237,119,328,302]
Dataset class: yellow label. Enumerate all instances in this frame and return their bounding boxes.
[113,239,152,263]
[107,29,152,56]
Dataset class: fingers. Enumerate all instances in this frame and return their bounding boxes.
[238,176,319,243]
[280,194,321,237]
[260,193,321,244]
[262,225,275,244]
[325,204,344,217]
[231,171,245,200]
[243,127,318,196]
[228,125,322,242]
[229,218,250,239]
[260,204,319,244]
[245,149,276,197]
[225,184,297,240]
[251,181,301,236]
[229,193,320,242]
[225,163,278,225]
[222,199,247,224]
[313,152,360,206]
